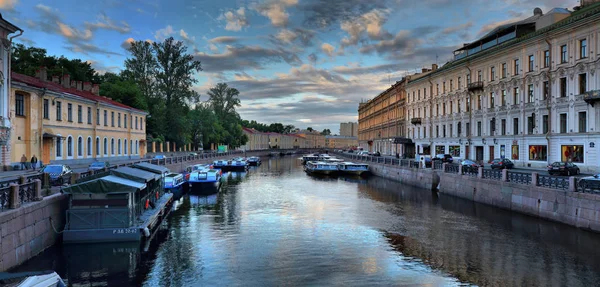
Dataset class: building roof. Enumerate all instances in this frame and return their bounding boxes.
[11,72,146,113]
[0,12,22,33]
[325,135,358,139]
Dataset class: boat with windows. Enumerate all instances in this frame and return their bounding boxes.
[188,168,223,193]
[301,154,331,165]
[164,173,185,194]
[229,157,249,171]
[304,161,339,175]
[183,164,212,180]
[247,156,261,166]
[213,159,230,170]
[337,162,369,176]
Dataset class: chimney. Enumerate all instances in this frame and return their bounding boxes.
[39,66,47,81]
[432,64,438,71]
[77,81,83,91]
[52,75,60,83]
[92,84,100,95]
[83,82,92,92]
[62,74,71,88]
[71,80,77,89]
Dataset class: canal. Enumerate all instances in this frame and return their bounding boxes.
[13,157,600,286]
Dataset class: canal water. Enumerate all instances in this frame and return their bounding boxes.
[13,157,600,286]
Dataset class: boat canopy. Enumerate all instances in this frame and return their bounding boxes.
[112,166,161,183]
[132,162,170,175]
[62,175,146,195]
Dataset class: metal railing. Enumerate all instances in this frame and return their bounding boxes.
[538,174,569,190]
[482,169,502,180]
[462,167,479,176]
[444,164,460,174]
[507,171,532,185]
[433,161,443,170]
[19,182,36,205]
[0,186,11,211]
[577,179,600,194]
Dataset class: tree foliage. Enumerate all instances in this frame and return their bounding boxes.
[320,129,331,136]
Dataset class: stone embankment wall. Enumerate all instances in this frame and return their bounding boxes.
[367,162,600,233]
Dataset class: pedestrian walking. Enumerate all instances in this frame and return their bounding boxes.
[30,155,38,171]
[20,154,27,170]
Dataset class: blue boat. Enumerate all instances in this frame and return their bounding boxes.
[184,164,213,181]
[304,161,339,175]
[337,162,370,176]
[188,168,223,193]
[247,156,261,166]
[164,173,185,194]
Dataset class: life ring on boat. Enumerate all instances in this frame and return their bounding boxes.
[145,199,150,209]
[156,191,159,200]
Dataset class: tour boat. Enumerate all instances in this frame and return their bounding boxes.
[213,159,230,170]
[184,163,212,179]
[164,173,185,194]
[304,161,339,175]
[247,156,261,166]
[229,157,249,171]
[301,154,331,165]
[188,168,223,193]
[337,162,370,176]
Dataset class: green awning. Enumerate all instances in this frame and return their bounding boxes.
[62,175,146,195]
[132,162,170,175]
[111,166,161,183]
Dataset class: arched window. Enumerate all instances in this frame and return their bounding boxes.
[118,139,121,155]
[96,137,100,156]
[56,136,62,157]
[77,136,83,157]
[111,138,115,155]
[67,136,73,157]
[87,137,92,156]
[104,138,108,155]
[124,139,128,155]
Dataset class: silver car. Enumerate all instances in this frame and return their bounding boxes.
[578,174,600,193]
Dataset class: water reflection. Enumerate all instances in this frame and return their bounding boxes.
[10,157,600,286]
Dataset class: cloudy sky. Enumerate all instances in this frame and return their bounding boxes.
[1,0,578,134]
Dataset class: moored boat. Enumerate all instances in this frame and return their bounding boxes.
[337,162,369,176]
[247,156,261,166]
[164,173,185,195]
[229,157,249,171]
[301,154,331,165]
[213,159,229,170]
[304,161,339,175]
[188,168,222,193]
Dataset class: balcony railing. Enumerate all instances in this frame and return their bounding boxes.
[467,81,484,92]
[411,117,422,125]
[583,90,600,107]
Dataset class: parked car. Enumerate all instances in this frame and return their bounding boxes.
[547,162,580,176]
[461,159,481,172]
[40,164,72,186]
[577,174,600,192]
[370,151,381,157]
[189,152,198,156]
[357,151,369,156]
[153,155,166,159]
[490,158,514,169]
[88,161,109,171]
[433,154,453,163]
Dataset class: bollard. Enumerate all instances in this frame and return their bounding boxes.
[43,173,50,189]
[531,172,539,186]
[71,173,80,185]
[502,169,508,181]
[458,164,463,174]
[34,179,43,201]
[477,166,483,178]
[9,183,20,209]
[568,176,577,192]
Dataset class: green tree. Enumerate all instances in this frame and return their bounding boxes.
[207,83,247,148]
[99,72,147,110]
[321,129,331,136]
[307,127,314,132]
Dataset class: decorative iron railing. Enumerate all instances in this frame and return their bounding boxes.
[462,166,479,176]
[18,182,36,205]
[507,172,532,185]
[0,186,11,210]
[482,169,502,180]
[577,178,600,194]
[537,175,569,190]
[444,164,460,174]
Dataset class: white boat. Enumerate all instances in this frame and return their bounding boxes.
[304,161,339,175]
[229,157,248,170]
[0,271,66,287]
[188,168,222,193]
[213,159,229,169]
[337,162,369,176]
[323,157,343,163]
[301,154,332,164]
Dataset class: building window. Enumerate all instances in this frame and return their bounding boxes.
[466,122,470,136]
[424,88,427,98]
[501,90,506,106]
[67,103,73,122]
[449,146,460,157]
[56,137,62,157]
[118,139,121,155]
[96,108,100,125]
[436,84,439,95]
[527,114,535,134]
[436,104,439,116]
[490,119,495,135]
[477,121,482,136]
[477,70,482,82]
[56,101,62,121]
[528,54,534,72]
[512,145,519,160]
[443,82,446,93]
[560,113,567,133]
[579,111,587,133]
[111,138,115,155]
[111,112,115,127]
[450,80,453,91]
[528,84,534,103]
[104,110,107,126]
[457,122,462,136]
[490,66,495,81]
[104,138,108,155]
[580,39,587,59]
[87,137,92,156]
[559,77,567,98]
[477,95,481,110]
[77,136,83,157]
[135,117,139,129]
[442,103,445,115]
[118,113,121,127]
[43,99,49,119]
[466,97,470,112]
[466,73,471,84]
[544,50,550,68]
[443,125,446,137]
[514,59,520,75]
[67,136,73,157]
[501,63,507,78]
[458,77,461,89]
[542,115,548,134]
[579,73,587,94]
[77,105,82,123]
[131,141,134,155]
[513,118,519,135]
[560,45,567,63]
[490,92,495,108]
[87,107,92,124]
[529,145,547,161]
[562,145,584,163]
[15,94,25,116]
[96,137,100,156]
[542,81,549,100]
[418,90,420,101]
[450,101,453,114]
[124,115,127,128]
[124,139,128,154]
[501,119,506,135]
[513,87,519,105]
[136,140,139,154]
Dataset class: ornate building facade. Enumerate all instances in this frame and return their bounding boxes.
[405,4,600,171]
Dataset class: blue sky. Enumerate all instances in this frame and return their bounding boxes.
[1,0,579,134]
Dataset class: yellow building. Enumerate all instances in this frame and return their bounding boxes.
[9,69,147,167]
[295,130,325,148]
[241,127,269,150]
[325,136,358,149]
[1,14,22,169]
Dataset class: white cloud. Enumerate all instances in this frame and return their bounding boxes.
[0,0,18,11]
[154,25,175,40]
[253,0,298,27]
[219,7,248,31]
[121,37,135,50]
[321,43,336,57]
[85,13,131,34]
[340,8,392,47]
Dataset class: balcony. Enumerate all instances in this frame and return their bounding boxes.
[467,81,484,92]
[583,90,600,107]
[411,117,422,125]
